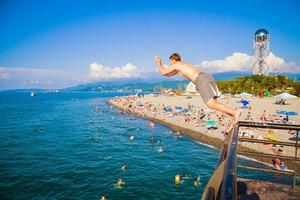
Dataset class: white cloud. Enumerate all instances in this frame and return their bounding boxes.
[201,52,251,73]
[90,62,142,80]
[0,67,87,90]
[200,52,299,73]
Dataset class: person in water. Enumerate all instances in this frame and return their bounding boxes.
[155,53,240,124]
[193,176,201,186]
[100,195,107,200]
[121,164,127,172]
[150,136,155,144]
[182,174,190,179]
[158,138,162,144]
[117,178,125,186]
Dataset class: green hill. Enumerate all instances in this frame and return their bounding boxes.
[216,75,300,96]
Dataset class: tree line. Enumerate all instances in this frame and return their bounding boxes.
[215,75,300,96]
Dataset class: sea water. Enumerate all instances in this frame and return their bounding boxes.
[0,92,293,199]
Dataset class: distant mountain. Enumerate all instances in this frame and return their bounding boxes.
[2,72,298,92]
[63,72,300,92]
[0,88,46,93]
[63,79,189,92]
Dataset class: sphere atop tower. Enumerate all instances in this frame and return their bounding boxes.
[254,29,269,42]
[255,29,269,36]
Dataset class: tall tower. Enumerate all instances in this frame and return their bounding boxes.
[252,29,270,76]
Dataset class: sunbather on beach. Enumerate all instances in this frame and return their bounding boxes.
[154,53,240,123]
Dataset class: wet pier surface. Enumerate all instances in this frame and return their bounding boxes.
[237,178,300,200]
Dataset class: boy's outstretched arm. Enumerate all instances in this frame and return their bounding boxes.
[154,56,178,77]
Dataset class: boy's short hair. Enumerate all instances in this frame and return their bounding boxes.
[169,53,181,61]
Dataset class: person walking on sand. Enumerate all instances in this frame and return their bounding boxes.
[154,53,240,123]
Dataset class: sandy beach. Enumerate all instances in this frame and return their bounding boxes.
[108,94,300,171]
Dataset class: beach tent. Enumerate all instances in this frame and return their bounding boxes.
[264,92,271,97]
[185,81,198,93]
[275,93,297,99]
[239,92,253,98]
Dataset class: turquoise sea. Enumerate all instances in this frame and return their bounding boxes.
[0,92,294,199]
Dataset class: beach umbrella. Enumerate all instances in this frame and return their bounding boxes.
[164,108,173,112]
[241,100,250,108]
[239,92,253,98]
[286,111,298,116]
[175,106,183,110]
[275,92,297,99]
[241,100,249,104]
[277,110,287,115]
[206,120,217,127]
[180,109,189,113]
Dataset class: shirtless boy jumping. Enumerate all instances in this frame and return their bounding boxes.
[155,53,240,123]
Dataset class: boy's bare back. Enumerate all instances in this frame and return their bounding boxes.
[172,62,203,83]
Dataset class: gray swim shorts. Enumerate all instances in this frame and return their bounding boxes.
[194,73,220,103]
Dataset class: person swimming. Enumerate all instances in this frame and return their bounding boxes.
[121,164,127,172]
[100,195,107,200]
[158,138,162,144]
[175,175,181,184]
[129,135,135,141]
[149,122,155,128]
[117,178,125,187]
[193,176,201,186]
[158,146,164,153]
[182,174,190,179]
[150,136,155,144]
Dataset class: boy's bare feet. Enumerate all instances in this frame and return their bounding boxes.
[233,111,241,124]
[224,122,232,133]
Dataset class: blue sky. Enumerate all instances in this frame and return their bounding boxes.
[0,0,300,89]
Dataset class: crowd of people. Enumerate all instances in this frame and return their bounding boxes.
[108,93,298,192]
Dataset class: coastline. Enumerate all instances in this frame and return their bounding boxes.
[107,95,300,172]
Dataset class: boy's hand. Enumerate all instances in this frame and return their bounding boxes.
[154,56,162,64]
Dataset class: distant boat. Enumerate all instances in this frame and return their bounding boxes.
[30,92,37,96]
[45,89,59,93]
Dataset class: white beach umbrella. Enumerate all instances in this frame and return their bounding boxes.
[275,92,297,99]
[205,108,214,114]
[239,92,253,98]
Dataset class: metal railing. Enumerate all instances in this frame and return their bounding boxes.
[201,121,300,200]
[201,124,239,200]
